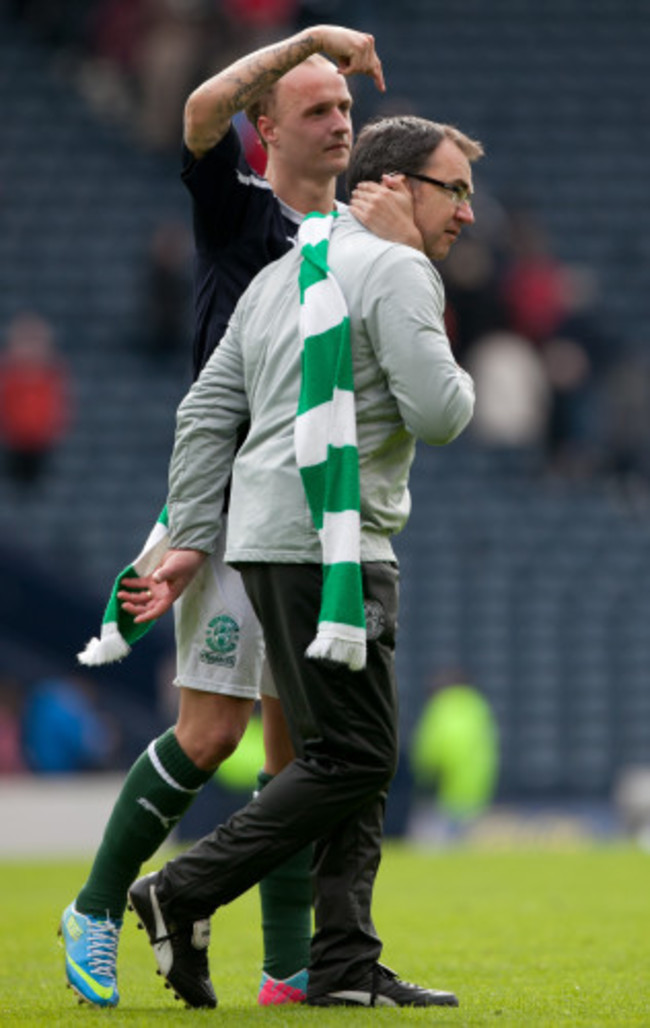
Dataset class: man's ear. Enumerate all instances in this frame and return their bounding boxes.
[257,115,277,147]
[381,173,412,195]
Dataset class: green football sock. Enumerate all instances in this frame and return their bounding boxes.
[257,770,313,979]
[77,728,213,920]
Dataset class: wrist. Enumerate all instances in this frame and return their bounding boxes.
[298,25,325,53]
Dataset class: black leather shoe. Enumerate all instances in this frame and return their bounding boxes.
[307,962,458,1007]
[128,872,216,1009]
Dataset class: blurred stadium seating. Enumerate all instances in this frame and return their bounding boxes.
[1,1,649,800]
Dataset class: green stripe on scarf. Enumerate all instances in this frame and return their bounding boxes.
[300,447,361,527]
[295,211,366,671]
[297,325,354,411]
[78,506,170,665]
[320,563,366,627]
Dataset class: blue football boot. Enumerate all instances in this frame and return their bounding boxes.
[59,902,121,1007]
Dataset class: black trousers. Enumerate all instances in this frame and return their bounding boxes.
[157,561,400,994]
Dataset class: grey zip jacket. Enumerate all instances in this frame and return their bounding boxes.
[167,211,475,563]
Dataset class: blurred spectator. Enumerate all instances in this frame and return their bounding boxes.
[136,0,215,151]
[222,0,299,49]
[614,766,650,850]
[541,332,596,476]
[68,0,228,149]
[466,329,551,450]
[499,208,572,345]
[136,219,192,358]
[601,353,650,500]
[409,672,499,832]
[0,675,27,774]
[21,674,118,774]
[442,234,507,364]
[540,266,622,479]
[0,313,72,487]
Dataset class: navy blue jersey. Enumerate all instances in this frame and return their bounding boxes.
[181,126,301,380]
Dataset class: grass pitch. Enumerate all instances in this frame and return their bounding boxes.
[0,843,648,1026]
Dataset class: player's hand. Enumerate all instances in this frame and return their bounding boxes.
[313,25,385,92]
[117,548,207,623]
[350,174,424,251]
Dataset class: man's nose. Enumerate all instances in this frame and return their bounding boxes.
[455,201,475,224]
[331,109,350,133]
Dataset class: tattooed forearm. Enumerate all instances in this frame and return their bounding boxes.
[225,34,318,114]
[184,30,322,153]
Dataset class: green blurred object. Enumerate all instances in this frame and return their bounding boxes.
[410,683,499,819]
[213,712,265,792]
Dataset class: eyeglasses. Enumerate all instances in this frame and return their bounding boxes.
[402,171,473,207]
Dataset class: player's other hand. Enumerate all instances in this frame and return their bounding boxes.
[117,548,207,622]
[313,25,385,92]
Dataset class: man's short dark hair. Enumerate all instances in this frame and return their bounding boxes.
[346,115,483,193]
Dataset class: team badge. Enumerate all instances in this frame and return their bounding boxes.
[364,599,386,641]
[200,615,240,667]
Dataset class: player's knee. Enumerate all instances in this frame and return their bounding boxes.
[178,720,247,771]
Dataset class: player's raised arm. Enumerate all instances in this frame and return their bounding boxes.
[184,25,384,158]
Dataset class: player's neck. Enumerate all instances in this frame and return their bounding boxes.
[266,166,337,216]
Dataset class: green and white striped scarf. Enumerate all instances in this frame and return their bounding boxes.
[78,213,366,670]
[296,211,366,671]
[78,506,170,665]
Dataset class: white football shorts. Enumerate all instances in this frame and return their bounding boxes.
[173,521,277,699]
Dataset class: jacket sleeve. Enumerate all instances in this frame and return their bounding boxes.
[361,248,475,445]
[167,311,250,552]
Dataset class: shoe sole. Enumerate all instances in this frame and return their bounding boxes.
[308,992,459,1008]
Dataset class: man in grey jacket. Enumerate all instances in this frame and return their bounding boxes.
[124,114,481,1008]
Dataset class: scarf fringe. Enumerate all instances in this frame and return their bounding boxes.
[306,634,366,672]
[78,622,131,665]
[76,506,169,667]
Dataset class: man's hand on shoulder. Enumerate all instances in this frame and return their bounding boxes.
[350,175,424,251]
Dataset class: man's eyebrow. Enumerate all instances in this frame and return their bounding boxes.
[304,97,353,114]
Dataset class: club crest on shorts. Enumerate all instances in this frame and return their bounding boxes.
[364,599,386,641]
[200,614,240,667]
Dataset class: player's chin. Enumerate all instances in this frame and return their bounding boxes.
[324,148,350,171]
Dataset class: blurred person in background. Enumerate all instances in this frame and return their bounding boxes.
[465,328,551,463]
[495,208,611,478]
[0,313,71,488]
[22,674,118,774]
[409,670,499,842]
[60,23,421,1012]
[135,219,192,359]
[499,208,570,347]
[442,234,507,364]
[0,674,27,774]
